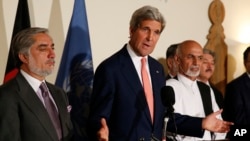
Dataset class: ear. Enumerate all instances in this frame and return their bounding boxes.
[174,55,180,65]
[129,27,133,37]
[166,58,172,67]
[129,27,137,37]
[18,53,28,64]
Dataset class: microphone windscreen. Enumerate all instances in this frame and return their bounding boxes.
[161,86,175,107]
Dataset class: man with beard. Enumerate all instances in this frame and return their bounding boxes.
[0,27,73,141]
[166,40,226,140]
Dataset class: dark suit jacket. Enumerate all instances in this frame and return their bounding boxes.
[88,45,204,141]
[210,85,224,109]
[0,73,73,141]
[197,81,213,116]
[222,73,250,139]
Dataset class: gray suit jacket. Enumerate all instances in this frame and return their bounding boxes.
[0,73,73,141]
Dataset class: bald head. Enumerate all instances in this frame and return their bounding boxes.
[175,40,203,80]
[176,40,202,56]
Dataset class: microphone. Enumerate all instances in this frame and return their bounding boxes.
[161,86,177,141]
[161,86,175,116]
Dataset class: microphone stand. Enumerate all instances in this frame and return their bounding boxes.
[162,106,177,141]
[151,134,161,141]
[162,116,169,141]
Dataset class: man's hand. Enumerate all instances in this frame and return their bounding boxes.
[97,118,109,141]
[202,109,234,133]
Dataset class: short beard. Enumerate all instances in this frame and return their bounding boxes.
[185,66,200,77]
[28,55,53,77]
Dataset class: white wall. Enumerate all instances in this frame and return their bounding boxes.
[1,0,249,84]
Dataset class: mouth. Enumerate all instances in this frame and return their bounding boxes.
[143,42,151,48]
[47,60,55,66]
[205,69,212,72]
[190,66,199,71]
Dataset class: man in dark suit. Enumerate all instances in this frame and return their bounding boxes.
[197,48,226,139]
[197,48,224,108]
[88,6,233,141]
[223,46,250,139]
[166,43,179,80]
[0,27,73,141]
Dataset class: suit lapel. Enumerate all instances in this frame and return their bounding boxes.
[148,57,165,126]
[16,74,58,141]
[119,47,142,94]
[119,47,153,124]
[243,73,250,90]
[197,81,213,116]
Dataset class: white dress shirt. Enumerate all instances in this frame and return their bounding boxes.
[196,80,226,140]
[126,43,152,86]
[166,73,212,141]
[20,70,58,110]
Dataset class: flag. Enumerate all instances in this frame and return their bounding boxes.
[55,0,93,140]
[4,0,30,83]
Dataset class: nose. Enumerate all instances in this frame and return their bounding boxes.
[146,31,154,41]
[207,63,212,68]
[48,48,56,58]
[193,57,203,66]
[193,57,198,65]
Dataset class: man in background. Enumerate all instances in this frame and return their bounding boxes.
[197,48,226,139]
[198,48,224,108]
[166,43,179,80]
[223,46,250,140]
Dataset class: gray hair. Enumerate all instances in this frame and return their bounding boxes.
[129,5,166,33]
[11,27,49,68]
[203,48,216,61]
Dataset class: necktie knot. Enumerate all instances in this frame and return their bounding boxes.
[40,82,49,97]
[141,57,146,67]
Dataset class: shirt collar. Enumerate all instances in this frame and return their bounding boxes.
[178,73,197,87]
[127,43,148,61]
[20,69,44,92]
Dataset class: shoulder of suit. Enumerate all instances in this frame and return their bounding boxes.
[197,81,210,90]
[227,72,248,86]
[166,78,181,86]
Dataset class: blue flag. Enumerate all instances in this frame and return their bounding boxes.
[55,0,93,140]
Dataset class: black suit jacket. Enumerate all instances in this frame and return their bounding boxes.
[197,81,213,116]
[223,73,250,139]
[0,73,73,141]
[88,45,204,141]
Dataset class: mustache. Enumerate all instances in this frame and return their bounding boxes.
[205,68,212,72]
[46,59,55,64]
[190,65,199,69]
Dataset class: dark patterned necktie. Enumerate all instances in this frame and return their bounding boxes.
[40,82,62,140]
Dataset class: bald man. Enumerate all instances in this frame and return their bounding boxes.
[166,40,227,140]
